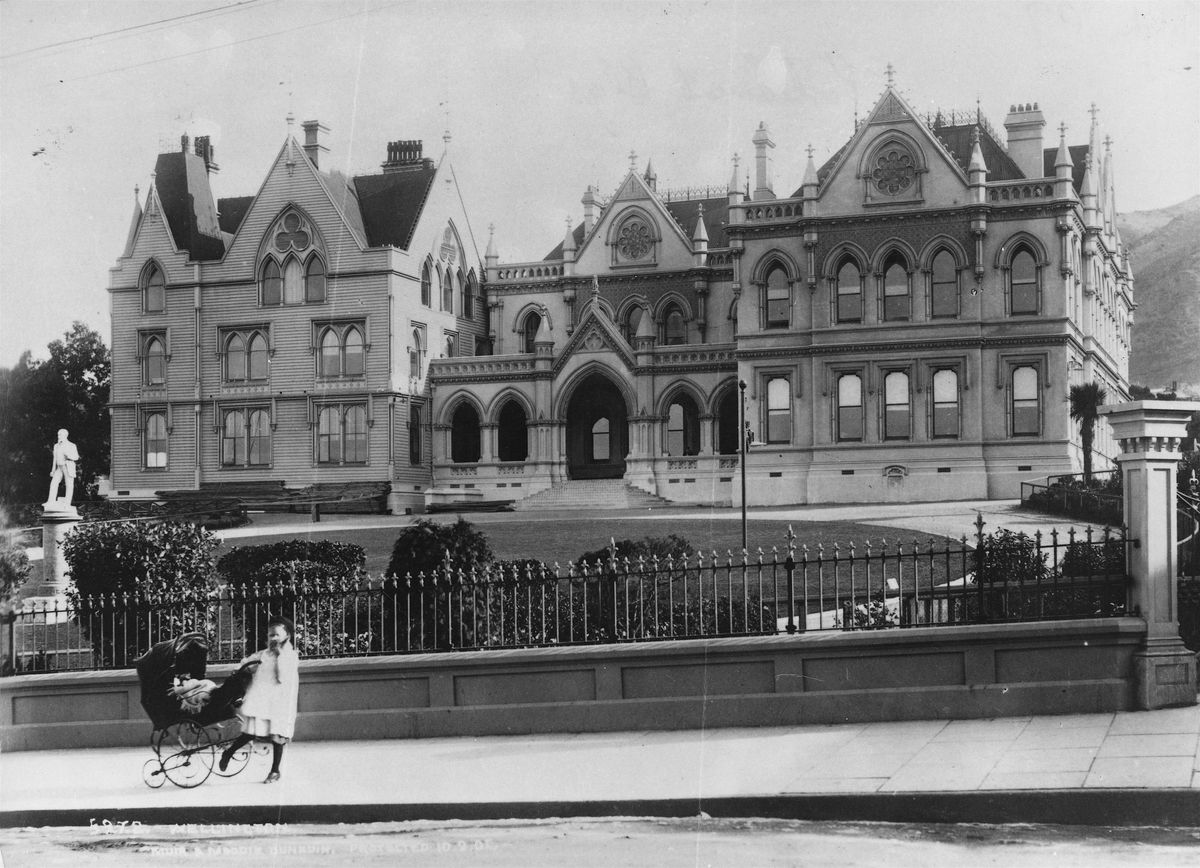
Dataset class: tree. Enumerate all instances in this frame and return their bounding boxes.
[46,322,111,494]
[1069,382,1107,483]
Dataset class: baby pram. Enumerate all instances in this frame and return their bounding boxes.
[135,632,264,788]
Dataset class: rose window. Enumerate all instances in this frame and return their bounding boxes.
[617,220,652,260]
[872,149,916,195]
[274,213,311,251]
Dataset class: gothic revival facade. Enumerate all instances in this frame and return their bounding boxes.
[428,83,1131,506]
[108,125,485,513]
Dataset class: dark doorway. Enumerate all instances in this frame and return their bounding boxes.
[717,389,739,455]
[497,400,528,462]
[566,373,629,479]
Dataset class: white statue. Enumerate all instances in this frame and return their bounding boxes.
[46,428,80,507]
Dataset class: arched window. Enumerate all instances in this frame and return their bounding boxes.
[344,327,364,377]
[837,374,863,441]
[420,262,432,307]
[226,334,246,381]
[665,394,699,456]
[143,263,165,313]
[459,269,470,319]
[717,389,739,455]
[930,250,958,318]
[144,335,166,385]
[222,409,246,466]
[764,266,789,328]
[766,377,792,444]
[661,304,686,345]
[319,328,341,378]
[522,311,541,353]
[261,259,282,305]
[247,332,268,380]
[317,407,341,463]
[882,253,910,321]
[442,268,454,313]
[283,257,304,304]
[344,405,368,463]
[623,306,643,344]
[1012,366,1040,435]
[497,401,528,462]
[883,371,910,439]
[410,330,423,379]
[408,406,422,465]
[144,412,167,468]
[248,409,271,466]
[931,369,959,438]
[591,417,611,460]
[837,259,862,323]
[450,403,481,463]
[305,255,326,303]
[1010,248,1039,314]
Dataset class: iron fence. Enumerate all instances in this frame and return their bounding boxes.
[5,520,1133,674]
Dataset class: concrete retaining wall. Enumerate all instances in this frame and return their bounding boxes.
[1,618,1145,751]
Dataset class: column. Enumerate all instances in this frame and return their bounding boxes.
[1100,400,1200,709]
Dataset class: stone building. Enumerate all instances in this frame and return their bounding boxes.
[428,81,1131,507]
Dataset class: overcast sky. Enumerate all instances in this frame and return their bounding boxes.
[1,0,1197,368]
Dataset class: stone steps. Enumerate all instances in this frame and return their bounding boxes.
[514,480,671,511]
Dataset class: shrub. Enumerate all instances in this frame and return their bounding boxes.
[0,539,32,609]
[387,517,493,578]
[218,539,364,587]
[61,520,218,667]
[575,535,693,570]
[975,528,1049,586]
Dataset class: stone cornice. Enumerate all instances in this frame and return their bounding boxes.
[736,333,1069,360]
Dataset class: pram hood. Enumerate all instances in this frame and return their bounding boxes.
[136,633,262,730]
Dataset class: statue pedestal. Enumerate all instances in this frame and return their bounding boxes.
[24,504,82,621]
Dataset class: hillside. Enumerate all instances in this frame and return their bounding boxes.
[1117,196,1200,393]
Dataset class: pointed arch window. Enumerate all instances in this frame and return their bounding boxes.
[408,406,422,465]
[442,268,454,313]
[305,255,326,303]
[142,263,165,313]
[661,304,686,345]
[248,409,272,465]
[836,373,863,441]
[144,411,168,469]
[459,269,471,319]
[222,328,270,382]
[450,403,481,463]
[261,260,282,305]
[420,262,432,307]
[930,250,959,318]
[883,371,910,439]
[623,306,643,345]
[317,401,368,464]
[410,329,423,379]
[283,257,303,304]
[591,418,611,461]
[317,407,341,464]
[882,253,910,321]
[222,409,246,466]
[319,328,341,378]
[248,332,268,380]
[1010,247,1040,315]
[764,266,790,328]
[836,259,863,323]
[226,334,247,381]
[665,395,700,456]
[497,400,528,462]
[522,311,541,353]
[316,322,367,379]
[143,334,167,386]
[931,369,959,438]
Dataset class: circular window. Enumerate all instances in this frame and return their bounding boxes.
[617,219,652,261]
[872,148,916,196]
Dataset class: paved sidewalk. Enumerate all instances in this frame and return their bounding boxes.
[4,700,1198,827]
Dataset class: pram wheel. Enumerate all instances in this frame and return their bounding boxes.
[142,758,166,789]
[161,722,215,788]
[212,740,251,777]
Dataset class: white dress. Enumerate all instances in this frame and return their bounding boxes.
[237,646,299,742]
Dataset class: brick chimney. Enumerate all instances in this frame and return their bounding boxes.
[194,135,219,174]
[301,120,329,169]
[381,139,433,173]
[1004,102,1046,179]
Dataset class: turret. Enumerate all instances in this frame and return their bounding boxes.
[1053,122,1075,200]
[533,306,554,370]
[634,303,655,358]
[692,203,708,267]
[727,153,744,225]
[1082,153,1100,230]
[801,145,819,203]
[643,159,657,192]
[561,217,576,276]
[967,127,988,203]
[751,123,775,201]
[484,223,498,280]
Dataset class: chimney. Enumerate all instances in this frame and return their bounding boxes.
[752,122,775,201]
[194,135,219,175]
[382,139,429,173]
[581,186,597,233]
[180,133,190,153]
[301,120,329,169]
[1004,102,1046,179]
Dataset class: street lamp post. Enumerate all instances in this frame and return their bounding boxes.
[739,379,748,552]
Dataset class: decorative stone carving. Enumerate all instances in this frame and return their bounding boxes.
[872,149,916,195]
[617,219,652,261]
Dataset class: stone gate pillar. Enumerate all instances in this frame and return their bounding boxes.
[1100,400,1200,709]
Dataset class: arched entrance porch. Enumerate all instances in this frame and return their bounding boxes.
[565,372,629,480]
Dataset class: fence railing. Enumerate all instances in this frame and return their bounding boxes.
[1021,479,1124,527]
[5,521,1133,674]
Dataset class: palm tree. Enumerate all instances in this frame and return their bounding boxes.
[1069,382,1107,483]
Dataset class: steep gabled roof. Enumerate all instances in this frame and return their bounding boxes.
[663,197,729,247]
[1043,145,1091,193]
[931,123,1025,180]
[217,196,254,234]
[153,150,225,260]
[320,167,366,242]
[544,223,587,261]
[353,165,437,249]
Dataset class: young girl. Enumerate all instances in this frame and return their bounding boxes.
[219,616,299,783]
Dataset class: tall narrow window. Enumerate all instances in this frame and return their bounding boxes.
[408,406,422,465]
[591,418,611,461]
[144,336,166,385]
[318,407,341,463]
[883,371,910,439]
[344,405,368,463]
[143,264,165,313]
[225,334,246,382]
[932,369,959,437]
[1012,366,1040,435]
[1011,249,1038,314]
[283,257,304,304]
[145,412,167,468]
[765,267,789,328]
[410,330,423,379]
[222,410,246,466]
[262,260,282,305]
[717,390,739,455]
[523,311,541,353]
[420,262,432,307]
[665,395,699,456]
[837,260,862,322]
[837,374,863,441]
[305,255,326,303]
[442,268,454,312]
[766,377,792,444]
[320,329,340,377]
[662,305,686,345]
[930,250,958,318]
[458,270,469,318]
[344,327,364,376]
[248,409,271,466]
[248,333,268,380]
[623,306,643,344]
[451,403,481,463]
[497,401,528,462]
[882,254,910,321]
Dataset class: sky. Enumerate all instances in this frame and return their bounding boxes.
[1,0,1197,368]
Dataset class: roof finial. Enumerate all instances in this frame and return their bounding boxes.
[1103,134,1113,152]
[628,149,637,172]
[885,62,895,86]
[592,274,600,299]
[286,111,295,130]
[806,143,815,159]
[1059,121,1068,138]
[134,184,140,199]
[1088,103,1100,125]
